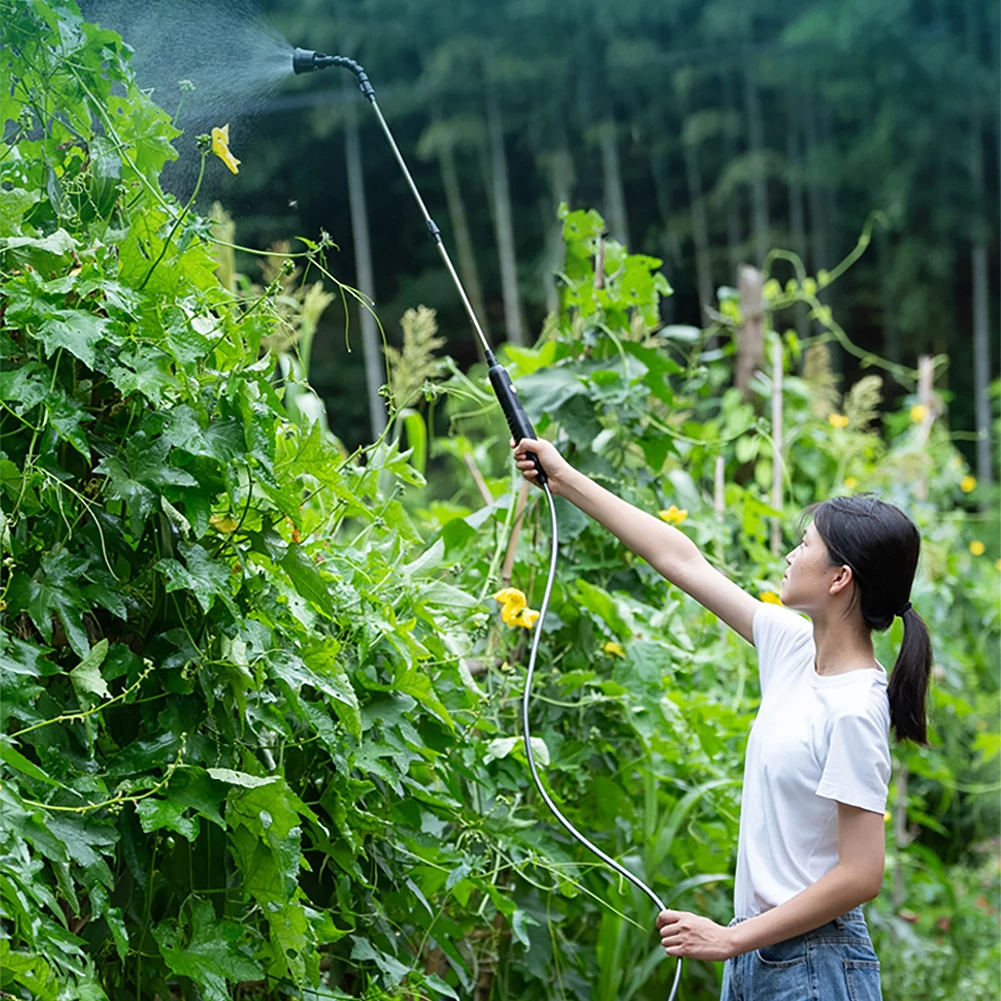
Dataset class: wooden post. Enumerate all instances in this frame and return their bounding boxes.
[736,265,765,403]
[914,355,935,500]
[770,340,784,555]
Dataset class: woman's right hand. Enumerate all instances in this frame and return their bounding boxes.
[511,437,573,495]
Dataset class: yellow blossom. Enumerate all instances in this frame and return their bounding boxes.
[960,475,976,493]
[884,811,891,823]
[969,540,986,556]
[209,512,239,533]
[492,588,526,611]
[211,123,241,174]
[602,641,626,658]
[995,559,1001,572]
[828,413,849,428]
[844,477,857,489]
[658,505,688,525]
[493,588,539,629]
[909,404,929,424]
[760,591,783,605]
[516,608,540,630]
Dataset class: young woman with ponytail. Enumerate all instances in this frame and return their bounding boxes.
[512,437,933,1001]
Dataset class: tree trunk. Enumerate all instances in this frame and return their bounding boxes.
[485,81,526,346]
[678,83,713,327]
[649,140,679,324]
[742,57,769,268]
[542,144,574,315]
[966,2,994,494]
[599,118,629,246]
[683,138,713,326]
[804,84,838,372]
[344,87,386,440]
[804,95,828,275]
[785,86,808,341]
[877,225,900,365]
[434,113,489,354]
[722,68,743,279]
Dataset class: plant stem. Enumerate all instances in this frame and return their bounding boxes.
[138,150,207,291]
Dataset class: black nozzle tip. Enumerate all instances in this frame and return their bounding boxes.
[292,47,319,74]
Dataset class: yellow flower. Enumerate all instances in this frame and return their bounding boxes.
[960,475,977,493]
[884,811,891,824]
[602,641,626,658]
[760,591,783,605]
[828,413,850,428]
[658,505,688,525]
[493,588,539,630]
[969,540,986,556]
[211,123,240,174]
[995,559,1001,572]
[492,588,526,611]
[209,512,239,533]
[516,608,540,630]
[909,404,929,424]
[844,477,857,489]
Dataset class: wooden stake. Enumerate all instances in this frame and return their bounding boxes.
[464,453,493,506]
[501,480,531,588]
[915,355,935,500]
[737,265,765,403]
[714,455,725,523]
[770,340,784,555]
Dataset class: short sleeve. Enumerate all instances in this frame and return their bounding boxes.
[815,711,892,814]
[752,601,813,697]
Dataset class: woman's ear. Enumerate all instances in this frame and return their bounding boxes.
[828,564,854,596]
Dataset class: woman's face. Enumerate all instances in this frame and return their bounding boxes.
[780,521,845,612]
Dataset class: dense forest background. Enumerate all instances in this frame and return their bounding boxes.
[81,0,1000,472]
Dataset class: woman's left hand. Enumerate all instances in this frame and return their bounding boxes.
[656,909,736,961]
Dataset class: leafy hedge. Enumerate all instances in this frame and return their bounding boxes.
[1,3,998,1000]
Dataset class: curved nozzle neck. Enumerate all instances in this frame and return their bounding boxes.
[291,47,375,100]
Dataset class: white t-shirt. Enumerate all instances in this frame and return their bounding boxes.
[732,601,892,918]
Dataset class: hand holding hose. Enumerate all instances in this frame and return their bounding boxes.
[512,437,572,495]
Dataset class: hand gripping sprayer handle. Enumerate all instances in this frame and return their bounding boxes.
[487,358,547,485]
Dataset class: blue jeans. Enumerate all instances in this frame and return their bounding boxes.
[719,906,882,1000]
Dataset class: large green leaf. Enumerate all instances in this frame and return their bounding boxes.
[152,899,263,1001]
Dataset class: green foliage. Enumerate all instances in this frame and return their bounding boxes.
[1,4,997,1001]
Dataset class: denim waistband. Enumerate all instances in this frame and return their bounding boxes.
[729,906,865,930]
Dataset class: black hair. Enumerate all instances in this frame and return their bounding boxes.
[800,492,933,744]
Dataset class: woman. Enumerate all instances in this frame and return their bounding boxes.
[511,436,933,1001]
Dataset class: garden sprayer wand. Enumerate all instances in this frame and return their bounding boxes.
[293,48,683,1000]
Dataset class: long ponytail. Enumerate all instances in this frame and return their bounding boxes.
[886,606,933,744]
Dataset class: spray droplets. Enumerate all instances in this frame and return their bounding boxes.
[80,0,292,191]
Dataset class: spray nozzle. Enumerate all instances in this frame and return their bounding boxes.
[291,47,375,100]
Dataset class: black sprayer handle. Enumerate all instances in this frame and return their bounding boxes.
[487,361,548,485]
